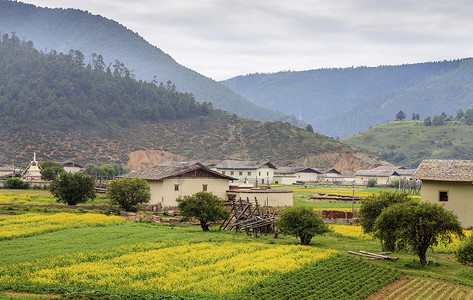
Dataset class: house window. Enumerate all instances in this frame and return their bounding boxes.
[259,172,261,176]
[267,172,269,176]
[275,181,279,184]
[248,171,252,176]
[231,171,234,175]
[202,184,208,191]
[262,179,264,184]
[174,184,179,191]
[239,171,243,175]
[222,171,226,175]
[439,191,448,202]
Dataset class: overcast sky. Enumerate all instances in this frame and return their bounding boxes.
[22,0,473,80]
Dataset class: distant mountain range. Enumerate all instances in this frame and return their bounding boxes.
[0,31,384,174]
[222,59,473,138]
[0,0,289,123]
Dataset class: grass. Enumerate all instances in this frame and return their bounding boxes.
[342,120,473,167]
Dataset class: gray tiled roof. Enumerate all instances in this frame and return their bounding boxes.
[354,170,398,177]
[214,160,276,170]
[275,167,320,175]
[122,164,235,181]
[411,159,473,182]
[314,168,341,174]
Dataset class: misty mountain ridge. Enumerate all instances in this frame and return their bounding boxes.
[0,32,383,174]
[222,59,473,138]
[0,0,289,123]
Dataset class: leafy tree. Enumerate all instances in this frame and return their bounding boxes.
[40,161,64,181]
[5,178,29,189]
[432,114,445,126]
[465,109,473,125]
[415,113,420,120]
[374,201,463,266]
[177,192,230,232]
[50,172,96,205]
[276,207,330,245]
[306,124,314,133]
[457,109,465,119]
[411,112,416,120]
[395,110,406,121]
[367,178,377,187]
[423,116,432,126]
[360,191,411,235]
[107,178,150,212]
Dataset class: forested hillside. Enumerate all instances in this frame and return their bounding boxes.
[0,0,287,123]
[222,59,473,138]
[0,34,383,172]
[342,119,473,168]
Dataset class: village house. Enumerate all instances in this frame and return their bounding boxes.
[213,160,277,184]
[62,162,84,174]
[354,170,400,185]
[122,163,236,207]
[411,159,473,228]
[273,167,321,185]
[314,168,343,183]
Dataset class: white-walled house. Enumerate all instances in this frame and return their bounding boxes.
[412,159,473,228]
[62,162,84,174]
[213,160,277,184]
[354,170,400,185]
[122,163,236,207]
[314,168,343,183]
[273,167,321,185]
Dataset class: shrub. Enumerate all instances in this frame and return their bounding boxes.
[50,172,96,205]
[107,178,151,212]
[5,178,29,189]
[277,207,330,245]
[367,178,377,187]
[177,191,229,232]
[456,235,473,265]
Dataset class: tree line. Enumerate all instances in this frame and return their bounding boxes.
[0,33,214,131]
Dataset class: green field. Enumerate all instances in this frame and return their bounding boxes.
[1,188,472,299]
[343,120,473,167]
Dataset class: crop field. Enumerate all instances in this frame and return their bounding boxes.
[2,189,473,299]
[0,190,111,206]
[0,213,126,240]
[0,241,337,298]
[368,276,473,299]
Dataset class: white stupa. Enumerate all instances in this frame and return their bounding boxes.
[23,153,42,181]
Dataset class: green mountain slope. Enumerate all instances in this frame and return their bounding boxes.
[342,120,473,168]
[222,59,473,138]
[0,0,286,122]
[0,33,382,173]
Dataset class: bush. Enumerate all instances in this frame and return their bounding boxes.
[276,207,330,245]
[107,178,151,212]
[50,172,96,205]
[456,235,473,265]
[367,178,377,187]
[177,191,230,232]
[5,178,29,189]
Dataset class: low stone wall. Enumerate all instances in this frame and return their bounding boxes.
[120,211,199,225]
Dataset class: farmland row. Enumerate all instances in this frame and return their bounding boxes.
[368,275,473,299]
[0,241,337,299]
[0,213,126,240]
[240,254,402,299]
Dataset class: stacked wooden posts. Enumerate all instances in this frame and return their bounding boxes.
[220,197,279,236]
